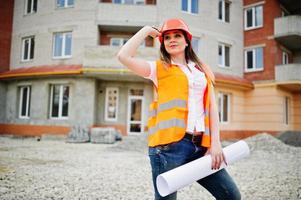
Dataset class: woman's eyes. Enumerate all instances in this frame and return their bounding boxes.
[164,34,182,40]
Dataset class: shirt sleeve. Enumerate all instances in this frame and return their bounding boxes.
[144,61,158,88]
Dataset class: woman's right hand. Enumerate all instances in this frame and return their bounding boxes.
[145,26,161,39]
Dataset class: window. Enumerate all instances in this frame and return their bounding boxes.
[191,37,200,54]
[134,0,145,5]
[282,51,289,65]
[113,0,145,4]
[284,97,290,125]
[218,43,230,67]
[19,86,31,118]
[50,85,69,119]
[25,0,37,14]
[244,5,263,30]
[182,0,198,14]
[53,32,72,58]
[218,92,230,123]
[22,37,35,62]
[110,37,145,47]
[110,38,129,47]
[218,0,230,22]
[57,0,74,8]
[105,87,119,121]
[130,89,144,96]
[245,47,263,71]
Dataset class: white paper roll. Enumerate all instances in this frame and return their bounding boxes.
[156,140,250,197]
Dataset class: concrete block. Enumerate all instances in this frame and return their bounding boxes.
[90,127,116,144]
[66,125,90,143]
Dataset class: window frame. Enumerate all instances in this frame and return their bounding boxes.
[110,38,128,47]
[282,51,289,65]
[25,0,38,15]
[218,43,230,68]
[181,0,199,15]
[244,5,263,30]
[284,96,290,125]
[49,84,70,120]
[56,0,75,8]
[110,37,145,47]
[218,92,230,123]
[19,86,31,119]
[52,32,72,59]
[244,47,264,72]
[21,36,35,62]
[134,0,145,5]
[113,0,145,5]
[191,37,200,54]
[105,87,119,122]
[218,0,230,23]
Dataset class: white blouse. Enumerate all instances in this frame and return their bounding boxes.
[145,60,207,133]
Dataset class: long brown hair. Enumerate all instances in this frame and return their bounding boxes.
[159,30,215,83]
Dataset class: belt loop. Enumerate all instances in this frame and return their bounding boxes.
[192,134,195,142]
[192,134,198,143]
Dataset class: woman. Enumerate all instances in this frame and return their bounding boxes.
[117,18,241,200]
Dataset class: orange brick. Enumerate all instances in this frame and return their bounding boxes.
[0,124,70,136]
[0,0,14,72]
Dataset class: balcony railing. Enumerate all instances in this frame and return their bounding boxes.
[274,15,301,50]
[275,63,301,82]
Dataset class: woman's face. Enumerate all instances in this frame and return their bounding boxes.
[163,30,187,57]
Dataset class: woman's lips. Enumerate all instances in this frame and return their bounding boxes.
[169,45,178,48]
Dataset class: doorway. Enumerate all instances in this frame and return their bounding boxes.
[127,89,144,135]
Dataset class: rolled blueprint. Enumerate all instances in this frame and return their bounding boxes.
[156,140,250,197]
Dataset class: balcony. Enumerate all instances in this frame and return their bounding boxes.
[275,63,301,92]
[274,15,301,50]
[97,3,157,27]
[82,45,159,80]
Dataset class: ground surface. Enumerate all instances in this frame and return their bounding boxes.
[0,133,300,200]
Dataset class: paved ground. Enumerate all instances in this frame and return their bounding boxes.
[0,133,300,200]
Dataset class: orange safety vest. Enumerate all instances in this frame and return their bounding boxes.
[147,60,212,148]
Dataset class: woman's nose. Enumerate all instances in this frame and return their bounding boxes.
[169,37,177,43]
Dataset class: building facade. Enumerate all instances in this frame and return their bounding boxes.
[242,0,301,135]
[0,0,300,139]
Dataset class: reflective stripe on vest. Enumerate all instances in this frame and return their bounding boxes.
[148,99,187,119]
[148,118,186,135]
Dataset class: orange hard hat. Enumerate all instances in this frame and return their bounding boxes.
[158,18,192,43]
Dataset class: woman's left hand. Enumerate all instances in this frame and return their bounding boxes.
[205,141,227,170]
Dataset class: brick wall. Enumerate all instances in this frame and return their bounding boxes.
[146,0,156,4]
[243,0,283,81]
[0,0,14,72]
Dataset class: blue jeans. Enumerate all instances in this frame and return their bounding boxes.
[148,137,241,200]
